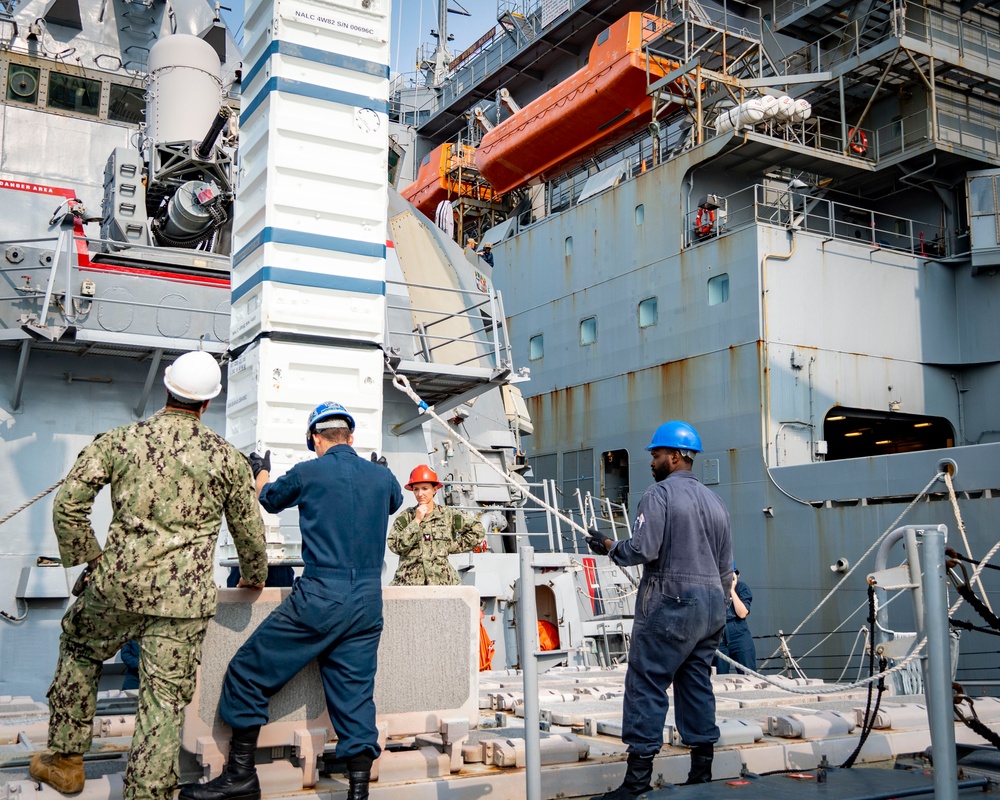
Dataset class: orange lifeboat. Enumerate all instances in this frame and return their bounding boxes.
[401,141,496,219]
[475,12,680,196]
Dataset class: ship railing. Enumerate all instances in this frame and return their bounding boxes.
[781,10,892,74]
[727,112,866,158]
[546,128,662,213]
[389,72,439,127]
[440,478,564,552]
[748,105,998,166]
[385,279,512,371]
[903,4,1000,69]
[439,31,530,112]
[448,24,501,74]
[465,478,592,556]
[0,233,231,345]
[429,0,643,117]
[659,0,766,57]
[716,102,995,168]
[772,0,818,25]
[936,112,1000,161]
[685,184,947,257]
[781,1,1000,75]
[444,479,638,613]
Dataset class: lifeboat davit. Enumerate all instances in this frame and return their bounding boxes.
[401,141,497,219]
[474,12,680,196]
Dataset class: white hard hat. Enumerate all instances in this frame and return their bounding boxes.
[163,351,222,401]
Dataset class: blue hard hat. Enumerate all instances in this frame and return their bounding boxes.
[646,420,703,453]
[307,401,355,451]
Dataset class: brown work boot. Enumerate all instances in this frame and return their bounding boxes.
[30,751,85,794]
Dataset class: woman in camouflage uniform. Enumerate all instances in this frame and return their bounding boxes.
[388,465,485,586]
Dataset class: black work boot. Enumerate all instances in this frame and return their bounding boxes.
[346,754,373,800]
[591,752,655,799]
[683,742,714,785]
[179,726,261,800]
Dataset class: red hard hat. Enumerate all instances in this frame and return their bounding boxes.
[405,465,443,490]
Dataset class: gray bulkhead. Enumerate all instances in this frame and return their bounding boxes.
[495,141,1000,680]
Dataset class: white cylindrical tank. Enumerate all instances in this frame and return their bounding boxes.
[714,98,768,133]
[146,34,222,146]
[739,98,767,126]
[758,94,780,120]
[790,98,812,122]
[714,106,735,133]
[773,95,795,120]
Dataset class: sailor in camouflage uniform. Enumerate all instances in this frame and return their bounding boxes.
[388,465,485,586]
[30,351,268,800]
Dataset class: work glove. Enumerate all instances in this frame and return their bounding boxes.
[248,450,271,479]
[370,451,389,468]
[586,529,610,557]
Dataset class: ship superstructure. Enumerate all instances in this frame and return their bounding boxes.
[0,0,996,798]
[394,0,1000,686]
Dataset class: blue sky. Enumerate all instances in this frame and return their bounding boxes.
[221,0,492,78]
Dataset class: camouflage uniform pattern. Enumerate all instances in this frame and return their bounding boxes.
[52,408,268,616]
[388,505,484,585]
[47,590,208,800]
[47,408,267,800]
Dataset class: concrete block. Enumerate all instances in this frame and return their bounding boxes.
[181,585,479,780]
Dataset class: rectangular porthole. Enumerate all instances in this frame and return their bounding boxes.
[639,297,657,327]
[529,334,543,360]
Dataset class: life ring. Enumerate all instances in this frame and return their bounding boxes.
[695,207,716,237]
[848,127,868,156]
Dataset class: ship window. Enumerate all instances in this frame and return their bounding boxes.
[529,334,543,361]
[823,407,954,461]
[970,176,995,214]
[597,29,610,45]
[639,296,658,328]
[47,72,101,116]
[565,236,573,256]
[708,273,729,305]
[108,84,145,124]
[580,316,597,345]
[7,65,40,104]
[635,204,645,225]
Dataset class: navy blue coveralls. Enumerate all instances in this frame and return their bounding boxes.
[715,579,755,674]
[218,444,403,761]
[610,469,732,755]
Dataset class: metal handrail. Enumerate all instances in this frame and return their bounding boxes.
[781,1,1000,74]
[0,235,231,326]
[443,477,559,550]
[685,183,947,256]
[385,278,511,371]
